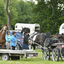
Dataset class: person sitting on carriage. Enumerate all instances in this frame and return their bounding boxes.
[22,31,31,49]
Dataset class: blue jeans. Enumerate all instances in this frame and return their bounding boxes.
[22,44,28,49]
[21,44,28,58]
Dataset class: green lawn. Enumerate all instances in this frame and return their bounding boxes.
[0,49,64,64]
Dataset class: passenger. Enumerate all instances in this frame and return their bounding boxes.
[5,31,11,49]
[10,32,17,50]
[22,31,31,49]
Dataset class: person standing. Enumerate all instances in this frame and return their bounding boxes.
[22,31,31,49]
[10,32,17,50]
[21,31,31,58]
[5,31,11,49]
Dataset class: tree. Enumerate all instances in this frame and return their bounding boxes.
[16,0,35,23]
[4,0,11,30]
[10,0,18,29]
[0,0,7,29]
[33,0,64,34]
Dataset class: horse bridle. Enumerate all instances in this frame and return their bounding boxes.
[2,29,6,34]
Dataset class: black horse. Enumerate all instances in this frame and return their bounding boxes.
[31,32,51,50]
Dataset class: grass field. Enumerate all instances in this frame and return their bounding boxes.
[0,49,64,64]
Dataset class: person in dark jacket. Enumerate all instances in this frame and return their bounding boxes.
[22,31,31,49]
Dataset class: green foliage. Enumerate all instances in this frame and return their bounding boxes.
[16,0,35,23]
[33,0,64,34]
[10,0,18,29]
[0,1,7,29]
[0,0,34,29]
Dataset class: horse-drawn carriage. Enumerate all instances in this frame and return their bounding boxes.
[29,31,64,61]
[42,38,64,61]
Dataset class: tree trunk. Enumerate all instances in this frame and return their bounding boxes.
[4,0,11,30]
[8,13,11,30]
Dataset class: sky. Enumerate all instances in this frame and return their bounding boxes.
[23,0,38,4]
[18,0,64,9]
[23,0,50,4]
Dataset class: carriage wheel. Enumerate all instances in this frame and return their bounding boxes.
[61,48,64,60]
[52,48,59,61]
[61,56,64,60]
[43,49,50,60]
[1,54,10,60]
